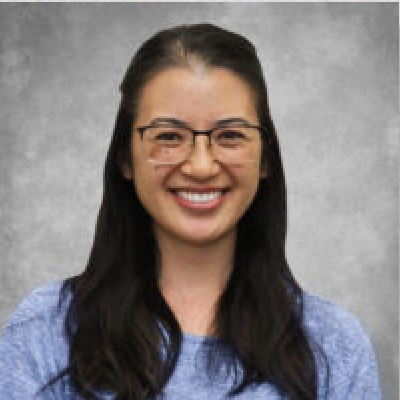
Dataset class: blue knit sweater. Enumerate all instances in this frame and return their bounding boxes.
[0,281,381,399]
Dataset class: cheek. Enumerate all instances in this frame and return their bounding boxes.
[132,164,150,202]
[132,166,166,210]
[243,170,262,204]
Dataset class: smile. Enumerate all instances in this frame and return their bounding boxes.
[169,189,229,210]
[175,191,223,203]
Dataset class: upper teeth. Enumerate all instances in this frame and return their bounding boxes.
[176,191,223,202]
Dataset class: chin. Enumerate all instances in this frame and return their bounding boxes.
[180,227,236,246]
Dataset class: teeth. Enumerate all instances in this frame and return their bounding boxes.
[176,191,223,203]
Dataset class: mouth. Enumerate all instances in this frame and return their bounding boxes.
[169,188,230,196]
[168,188,230,193]
[168,188,230,208]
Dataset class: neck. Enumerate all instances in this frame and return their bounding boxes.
[155,227,236,336]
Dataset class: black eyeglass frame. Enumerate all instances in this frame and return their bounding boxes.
[135,121,271,147]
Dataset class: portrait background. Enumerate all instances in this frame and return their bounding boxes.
[0,3,397,398]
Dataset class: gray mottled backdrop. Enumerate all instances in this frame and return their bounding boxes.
[0,3,398,398]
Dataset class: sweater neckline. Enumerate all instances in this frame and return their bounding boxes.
[182,331,223,344]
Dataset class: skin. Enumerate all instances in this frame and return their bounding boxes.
[121,66,267,336]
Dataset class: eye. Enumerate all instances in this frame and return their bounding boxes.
[217,129,246,140]
[154,131,184,142]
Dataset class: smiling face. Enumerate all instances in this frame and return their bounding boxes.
[121,66,267,247]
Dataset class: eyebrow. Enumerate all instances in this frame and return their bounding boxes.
[148,117,254,129]
[148,117,188,128]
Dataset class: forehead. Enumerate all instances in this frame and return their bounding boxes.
[135,66,258,126]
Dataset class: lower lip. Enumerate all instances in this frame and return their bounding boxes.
[170,191,228,210]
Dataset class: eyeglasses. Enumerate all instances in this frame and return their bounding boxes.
[135,117,268,166]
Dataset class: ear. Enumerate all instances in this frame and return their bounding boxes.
[260,171,268,179]
[120,161,133,180]
[260,162,268,180]
[117,150,133,181]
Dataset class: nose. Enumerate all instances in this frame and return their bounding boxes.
[180,135,220,178]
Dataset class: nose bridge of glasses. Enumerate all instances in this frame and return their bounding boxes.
[191,129,213,148]
[185,129,218,166]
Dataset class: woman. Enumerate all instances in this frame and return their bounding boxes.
[0,24,381,399]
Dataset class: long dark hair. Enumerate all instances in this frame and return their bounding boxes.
[40,24,327,399]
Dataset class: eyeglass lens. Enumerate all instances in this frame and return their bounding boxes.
[142,124,261,165]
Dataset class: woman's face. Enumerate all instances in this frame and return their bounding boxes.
[122,66,267,246]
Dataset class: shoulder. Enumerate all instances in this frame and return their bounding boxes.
[3,280,70,330]
[1,279,73,365]
[301,291,375,361]
[302,291,381,399]
[0,280,74,397]
[0,280,73,360]
[302,291,370,348]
